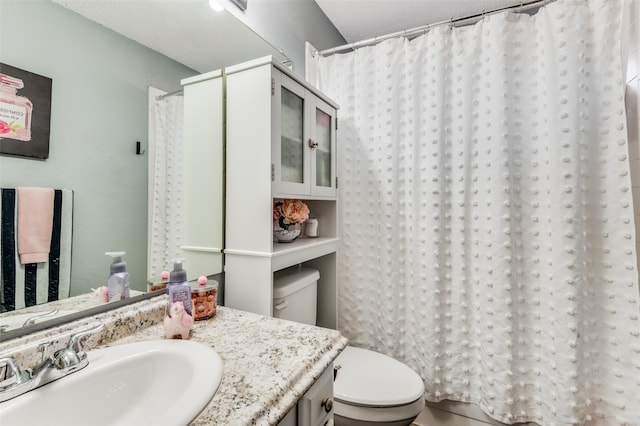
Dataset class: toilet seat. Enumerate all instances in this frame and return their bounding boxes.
[334,397,426,423]
[334,346,425,407]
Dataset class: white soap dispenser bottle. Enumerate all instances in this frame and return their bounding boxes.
[105,251,130,302]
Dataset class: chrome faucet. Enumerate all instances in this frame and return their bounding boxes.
[0,323,104,402]
[21,310,60,327]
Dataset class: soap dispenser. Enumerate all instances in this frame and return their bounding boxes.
[105,251,130,302]
[164,259,194,339]
[166,259,193,316]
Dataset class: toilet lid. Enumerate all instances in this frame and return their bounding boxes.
[333,346,425,407]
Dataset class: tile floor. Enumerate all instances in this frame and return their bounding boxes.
[411,401,540,426]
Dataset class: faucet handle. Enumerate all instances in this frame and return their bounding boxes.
[22,310,59,327]
[67,323,105,357]
[52,348,82,370]
[0,357,30,390]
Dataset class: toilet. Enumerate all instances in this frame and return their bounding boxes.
[273,267,425,426]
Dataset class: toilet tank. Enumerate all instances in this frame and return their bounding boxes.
[273,266,319,326]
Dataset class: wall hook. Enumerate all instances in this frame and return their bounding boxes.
[136,141,145,155]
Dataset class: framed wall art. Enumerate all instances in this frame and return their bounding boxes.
[0,63,52,159]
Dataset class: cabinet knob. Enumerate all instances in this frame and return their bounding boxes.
[321,396,333,413]
[308,138,319,149]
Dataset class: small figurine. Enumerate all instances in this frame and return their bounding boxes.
[163,301,194,339]
[92,286,109,303]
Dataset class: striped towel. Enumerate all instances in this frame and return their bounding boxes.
[1,188,73,312]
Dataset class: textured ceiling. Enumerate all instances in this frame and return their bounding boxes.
[51,0,288,73]
[315,0,522,44]
[52,0,524,73]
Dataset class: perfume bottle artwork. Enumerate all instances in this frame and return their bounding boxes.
[0,73,33,141]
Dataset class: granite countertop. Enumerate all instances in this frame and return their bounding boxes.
[100,304,348,425]
[0,290,146,317]
[0,295,347,425]
[0,290,145,333]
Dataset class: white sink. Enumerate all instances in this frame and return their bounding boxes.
[0,339,223,426]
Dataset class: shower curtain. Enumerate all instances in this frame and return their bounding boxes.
[147,89,184,281]
[315,0,640,424]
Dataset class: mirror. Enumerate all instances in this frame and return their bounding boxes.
[0,0,290,337]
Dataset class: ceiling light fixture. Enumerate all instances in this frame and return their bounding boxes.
[208,0,225,12]
[229,0,247,11]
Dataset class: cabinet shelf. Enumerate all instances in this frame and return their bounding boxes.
[272,237,338,271]
[224,237,338,272]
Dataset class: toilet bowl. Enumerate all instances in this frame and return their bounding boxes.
[272,267,425,425]
[333,346,425,426]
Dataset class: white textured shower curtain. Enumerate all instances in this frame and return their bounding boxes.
[315,1,640,424]
[147,90,184,281]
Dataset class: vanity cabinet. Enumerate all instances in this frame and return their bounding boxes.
[224,56,339,329]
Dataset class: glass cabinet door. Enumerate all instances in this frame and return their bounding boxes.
[281,86,304,184]
[273,70,336,198]
[315,107,331,188]
[310,97,336,197]
[274,74,310,196]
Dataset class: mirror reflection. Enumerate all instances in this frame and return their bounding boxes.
[0,0,290,334]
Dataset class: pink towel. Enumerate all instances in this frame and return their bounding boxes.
[17,187,54,264]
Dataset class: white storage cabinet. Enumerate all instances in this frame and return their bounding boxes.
[224,56,339,329]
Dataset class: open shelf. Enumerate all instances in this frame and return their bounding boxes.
[272,237,338,271]
[224,237,338,272]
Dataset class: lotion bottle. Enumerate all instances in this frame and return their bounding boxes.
[105,251,130,302]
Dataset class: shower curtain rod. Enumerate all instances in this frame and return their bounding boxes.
[317,0,553,57]
[156,89,184,101]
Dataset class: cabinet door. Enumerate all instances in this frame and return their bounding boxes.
[309,96,337,198]
[273,72,311,196]
[297,365,334,425]
[182,74,224,277]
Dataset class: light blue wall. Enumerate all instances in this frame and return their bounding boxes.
[0,1,197,295]
[0,0,343,298]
